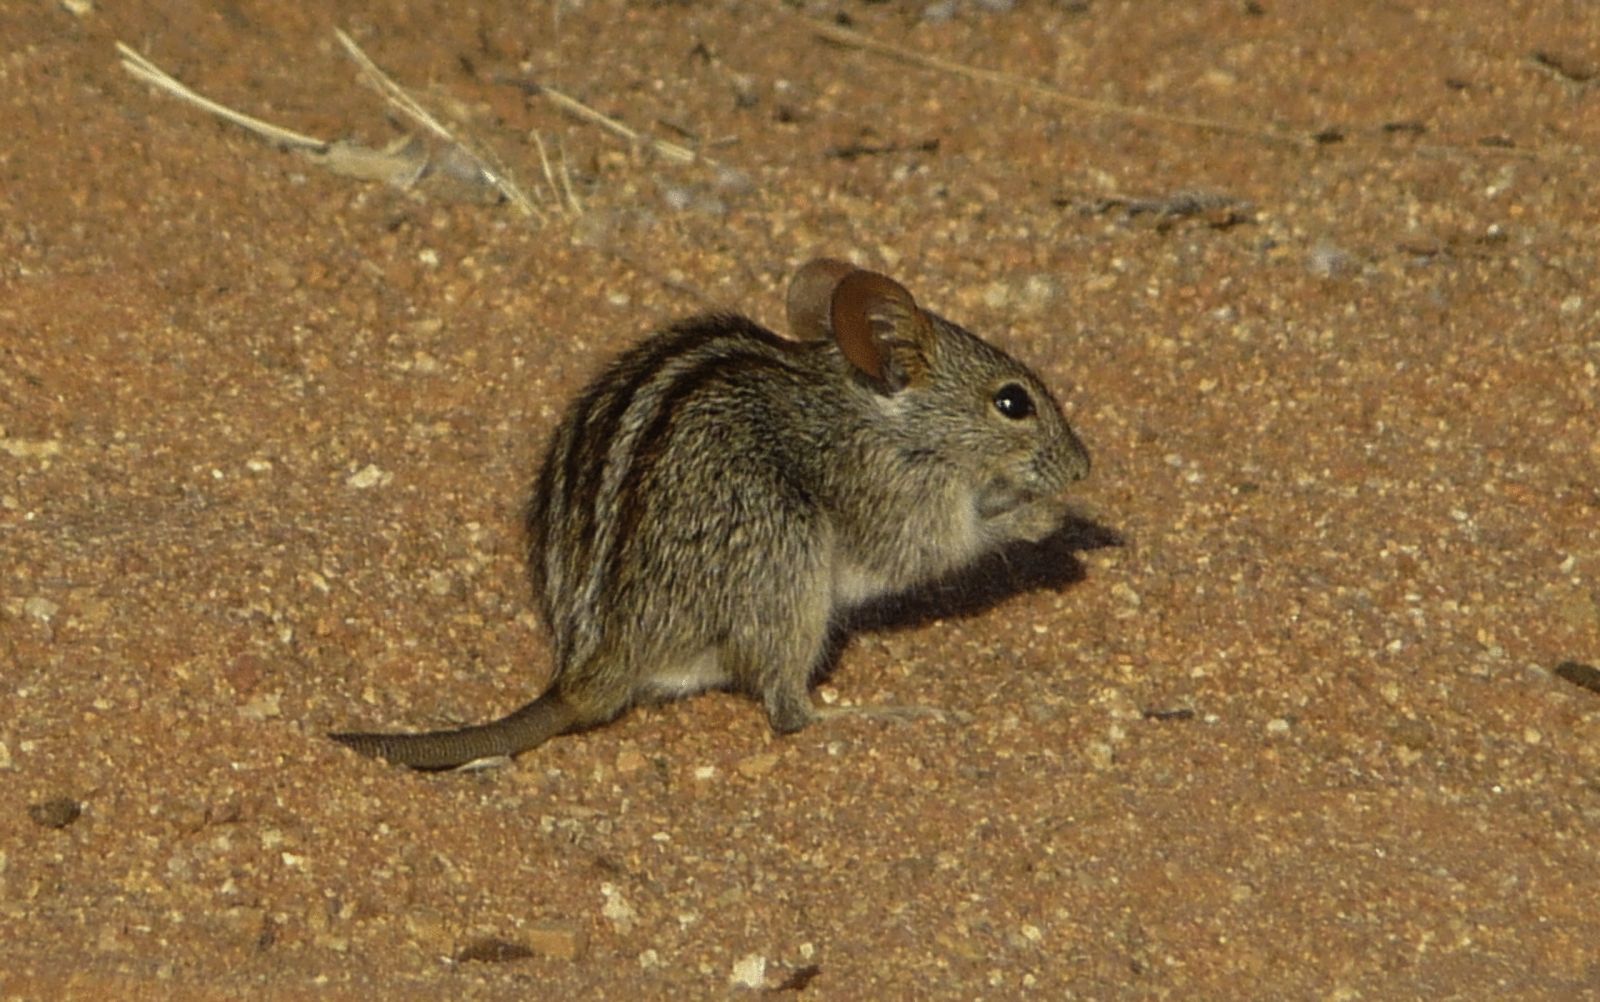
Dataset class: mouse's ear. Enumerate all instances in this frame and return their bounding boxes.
[829,268,932,394]
[786,258,857,342]
[786,259,933,393]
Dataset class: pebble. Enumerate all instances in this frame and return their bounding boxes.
[1306,242,1356,278]
[0,437,62,460]
[345,464,391,489]
[1083,741,1114,770]
[23,596,58,623]
[601,884,637,933]
[729,953,767,989]
[404,908,450,949]
[238,693,282,721]
[737,752,780,778]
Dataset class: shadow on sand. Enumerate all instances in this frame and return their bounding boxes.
[817,512,1124,680]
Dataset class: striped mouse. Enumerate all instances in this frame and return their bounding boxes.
[331,258,1091,769]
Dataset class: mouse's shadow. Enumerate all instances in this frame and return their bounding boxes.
[812,512,1123,684]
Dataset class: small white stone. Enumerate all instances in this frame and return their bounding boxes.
[23,597,59,623]
[600,884,637,933]
[0,438,62,460]
[239,693,282,721]
[729,953,767,989]
[345,464,390,490]
[1083,741,1114,770]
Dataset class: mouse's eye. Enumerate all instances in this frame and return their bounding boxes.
[992,382,1035,420]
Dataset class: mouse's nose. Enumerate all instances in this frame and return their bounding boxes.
[1060,427,1091,483]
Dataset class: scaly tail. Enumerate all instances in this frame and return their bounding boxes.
[330,691,578,771]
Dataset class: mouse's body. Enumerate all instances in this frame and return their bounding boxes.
[331,260,1090,770]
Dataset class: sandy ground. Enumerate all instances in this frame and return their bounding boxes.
[2,1,1598,998]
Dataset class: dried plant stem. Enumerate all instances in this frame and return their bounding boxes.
[555,138,583,215]
[537,84,715,167]
[333,29,540,217]
[333,29,456,143]
[116,42,329,150]
[117,36,572,220]
[809,17,1595,163]
[808,19,1310,148]
[531,131,582,215]
[531,130,561,205]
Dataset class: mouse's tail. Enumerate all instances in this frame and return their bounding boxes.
[330,691,578,771]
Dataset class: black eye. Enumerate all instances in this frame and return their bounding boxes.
[992,383,1035,420]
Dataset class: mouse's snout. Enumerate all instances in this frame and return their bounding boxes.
[1048,421,1091,486]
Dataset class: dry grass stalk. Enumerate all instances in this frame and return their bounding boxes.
[116,35,576,220]
[332,29,540,217]
[536,83,716,168]
[116,42,329,151]
[808,17,1594,163]
[807,18,1310,148]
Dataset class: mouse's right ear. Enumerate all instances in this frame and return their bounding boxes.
[787,258,857,342]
